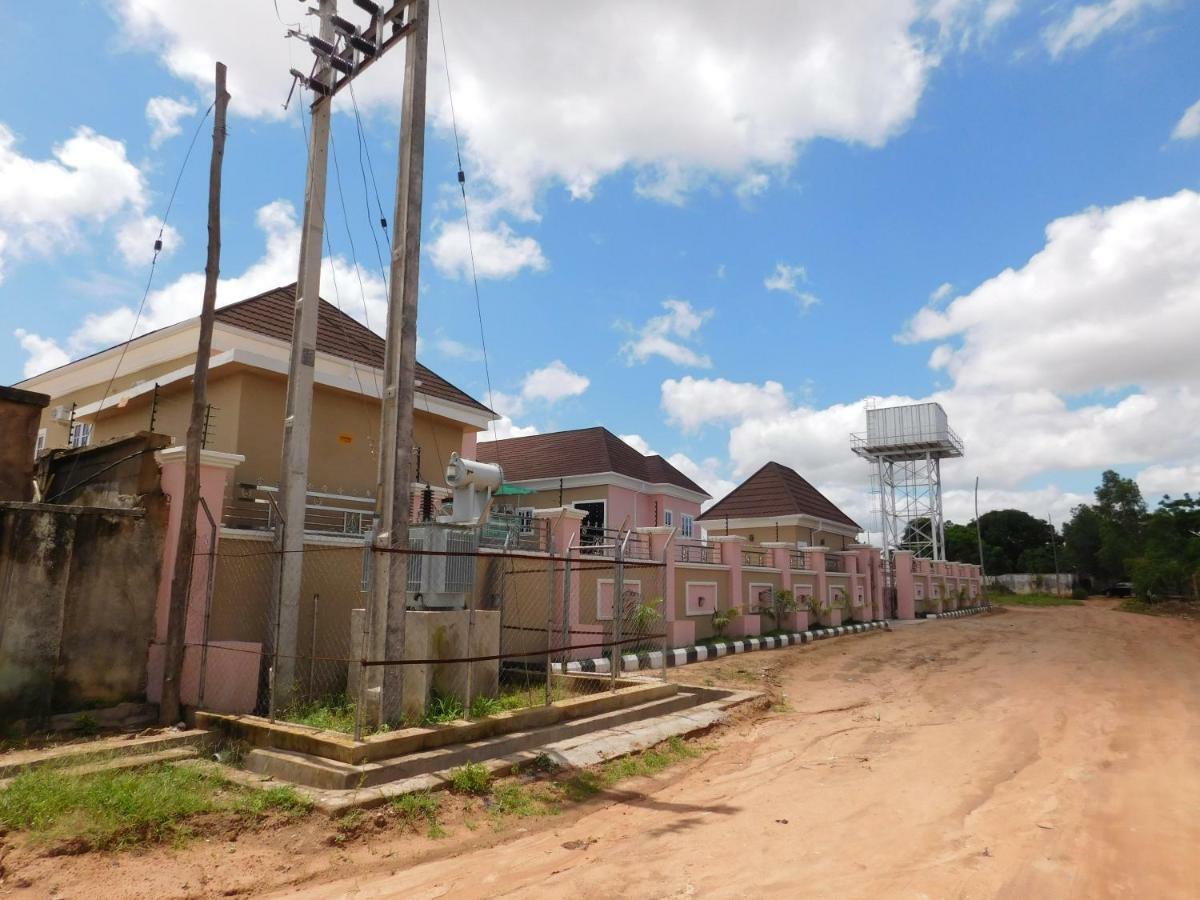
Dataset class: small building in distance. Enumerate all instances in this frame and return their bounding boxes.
[699,460,860,549]
[476,427,710,541]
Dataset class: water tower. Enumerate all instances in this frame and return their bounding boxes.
[851,402,963,560]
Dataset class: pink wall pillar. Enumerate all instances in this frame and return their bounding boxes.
[641,526,693,648]
[844,554,866,621]
[806,546,836,626]
[893,550,916,620]
[713,536,745,611]
[850,546,884,621]
[147,448,244,708]
[765,542,807,631]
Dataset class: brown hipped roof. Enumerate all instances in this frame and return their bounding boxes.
[214,284,492,415]
[476,427,710,497]
[698,461,859,529]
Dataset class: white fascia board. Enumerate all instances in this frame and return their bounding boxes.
[504,471,710,504]
[75,351,236,418]
[700,512,860,538]
[17,320,202,398]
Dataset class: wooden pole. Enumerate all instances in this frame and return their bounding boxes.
[161,61,229,725]
[371,0,429,725]
[270,0,337,712]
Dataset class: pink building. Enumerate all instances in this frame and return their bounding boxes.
[476,427,710,540]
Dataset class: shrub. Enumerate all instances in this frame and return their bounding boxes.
[449,762,491,795]
[1071,584,1089,600]
[630,596,663,633]
[392,791,444,837]
[759,589,797,626]
[711,606,738,638]
[423,691,466,725]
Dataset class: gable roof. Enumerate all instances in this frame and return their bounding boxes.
[698,461,859,529]
[212,284,492,415]
[476,427,710,497]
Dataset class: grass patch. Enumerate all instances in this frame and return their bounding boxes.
[0,762,310,850]
[392,790,445,838]
[559,736,700,802]
[448,762,491,795]
[490,783,560,819]
[990,592,1083,607]
[1117,597,1200,619]
[280,695,359,734]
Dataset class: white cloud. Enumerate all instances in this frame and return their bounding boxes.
[902,189,1200,395]
[929,282,953,303]
[661,376,790,433]
[486,416,540,441]
[1135,463,1200,500]
[0,124,156,283]
[621,299,713,368]
[13,329,71,379]
[16,199,387,376]
[734,172,770,203]
[108,1,964,218]
[115,215,181,267]
[145,96,198,148]
[1043,0,1168,57]
[428,218,547,281]
[434,335,483,362]
[520,360,590,404]
[618,433,655,456]
[656,188,1200,538]
[483,360,589,436]
[1171,98,1200,141]
[764,262,820,310]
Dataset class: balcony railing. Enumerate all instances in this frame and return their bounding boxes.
[742,546,770,567]
[223,486,374,537]
[789,549,809,570]
[223,486,550,551]
[579,526,651,560]
[677,540,720,565]
[825,554,845,573]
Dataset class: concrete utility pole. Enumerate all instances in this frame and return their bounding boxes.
[270,0,337,711]
[161,61,229,725]
[370,0,430,725]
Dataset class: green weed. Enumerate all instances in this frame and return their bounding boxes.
[392,790,445,837]
[448,762,491,795]
[0,763,310,850]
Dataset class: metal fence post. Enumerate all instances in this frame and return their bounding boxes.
[561,540,574,673]
[612,538,624,693]
[354,528,375,742]
[544,533,557,705]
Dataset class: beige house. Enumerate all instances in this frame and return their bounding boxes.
[699,461,861,549]
[18,284,494,528]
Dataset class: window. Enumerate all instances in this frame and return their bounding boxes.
[517,507,534,535]
[33,428,47,460]
[663,509,674,527]
[681,513,694,538]
[69,422,92,449]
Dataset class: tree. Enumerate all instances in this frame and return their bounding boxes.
[1065,470,1150,587]
[976,509,1055,575]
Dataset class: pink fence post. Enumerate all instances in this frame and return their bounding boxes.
[146,447,243,710]
[639,526,677,647]
[806,546,836,626]
[893,550,916,620]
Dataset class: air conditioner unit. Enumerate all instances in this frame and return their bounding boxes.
[50,405,72,424]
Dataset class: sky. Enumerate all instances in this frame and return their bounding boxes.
[2,0,1199,532]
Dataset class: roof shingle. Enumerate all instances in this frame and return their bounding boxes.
[698,461,859,529]
[213,284,491,415]
[476,427,709,497]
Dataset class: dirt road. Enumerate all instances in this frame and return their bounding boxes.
[276,602,1200,899]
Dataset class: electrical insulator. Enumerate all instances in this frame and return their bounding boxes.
[352,0,382,16]
[154,238,163,252]
[308,34,337,57]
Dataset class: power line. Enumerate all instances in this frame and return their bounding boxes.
[434,0,502,461]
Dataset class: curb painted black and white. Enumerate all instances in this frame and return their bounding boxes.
[552,621,888,675]
[923,605,991,620]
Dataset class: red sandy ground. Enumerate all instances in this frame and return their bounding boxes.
[4,599,1198,898]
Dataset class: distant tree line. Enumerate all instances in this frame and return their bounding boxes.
[906,470,1200,601]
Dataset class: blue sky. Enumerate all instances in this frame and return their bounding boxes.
[3,0,1199,526]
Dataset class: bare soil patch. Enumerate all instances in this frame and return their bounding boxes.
[5,605,1199,898]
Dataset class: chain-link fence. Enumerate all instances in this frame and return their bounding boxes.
[186,522,667,735]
